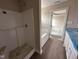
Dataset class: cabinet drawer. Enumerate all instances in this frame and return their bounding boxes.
[70,46,78,59]
[66,45,71,59]
[70,52,77,59]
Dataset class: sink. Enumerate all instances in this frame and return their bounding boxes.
[66,28,78,51]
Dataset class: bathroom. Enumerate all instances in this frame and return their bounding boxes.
[0,0,78,59]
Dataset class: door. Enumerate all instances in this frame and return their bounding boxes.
[50,8,69,40]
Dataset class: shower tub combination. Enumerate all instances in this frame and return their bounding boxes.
[0,8,35,59]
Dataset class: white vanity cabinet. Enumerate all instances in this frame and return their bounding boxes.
[64,32,78,59]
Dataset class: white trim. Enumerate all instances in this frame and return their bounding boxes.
[24,48,35,59]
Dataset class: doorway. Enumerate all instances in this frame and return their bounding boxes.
[50,9,68,41]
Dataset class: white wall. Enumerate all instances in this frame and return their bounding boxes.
[22,0,41,53]
[21,8,35,48]
[52,15,65,29]
[41,11,51,35]
[51,14,66,36]
[0,0,19,12]
[67,0,78,28]
[40,10,51,48]
[0,8,21,59]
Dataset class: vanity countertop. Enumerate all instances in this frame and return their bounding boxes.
[66,28,78,51]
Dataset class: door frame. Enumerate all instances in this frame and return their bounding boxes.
[63,7,70,40]
[50,7,69,40]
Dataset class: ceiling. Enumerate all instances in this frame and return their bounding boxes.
[41,0,67,8]
[53,9,66,16]
[53,9,66,14]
